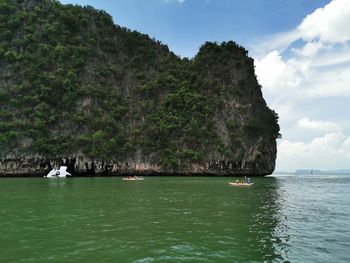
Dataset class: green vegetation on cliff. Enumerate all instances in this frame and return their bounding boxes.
[0,0,279,171]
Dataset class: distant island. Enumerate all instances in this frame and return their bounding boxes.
[276,169,350,175]
[295,169,322,174]
[0,0,279,177]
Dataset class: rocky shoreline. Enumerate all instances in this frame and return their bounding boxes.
[0,156,274,177]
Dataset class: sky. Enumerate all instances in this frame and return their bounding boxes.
[60,0,350,171]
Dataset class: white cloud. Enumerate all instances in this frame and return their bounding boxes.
[255,51,287,91]
[277,132,350,170]
[298,0,350,43]
[253,0,350,56]
[312,47,350,67]
[255,51,313,97]
[305,66,350,98]
[255,0,350,100]
[297,118,341,132]
[253,0,350,171]
[292,41,324,58]
[251,30,301,57]
[344,136,350,156]
[255,49,350,99]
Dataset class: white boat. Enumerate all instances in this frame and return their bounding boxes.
[122,176,144,181]
[228,182,254,187]
[46,166,71,178]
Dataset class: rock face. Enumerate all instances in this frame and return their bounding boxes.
[0,0,279,177]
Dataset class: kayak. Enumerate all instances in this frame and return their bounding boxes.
[228,182,254,187]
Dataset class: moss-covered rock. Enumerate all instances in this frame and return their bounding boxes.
[0,0,279,176]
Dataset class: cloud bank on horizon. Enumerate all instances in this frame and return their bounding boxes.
[254,0,350,171]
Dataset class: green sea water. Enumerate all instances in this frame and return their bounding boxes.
[0,175,349,262]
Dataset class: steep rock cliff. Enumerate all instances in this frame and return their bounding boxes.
[0,0,279,176]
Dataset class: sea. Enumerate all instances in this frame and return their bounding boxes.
[0,174,349,262]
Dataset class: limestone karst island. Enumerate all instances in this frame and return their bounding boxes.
[0,0,280,177]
